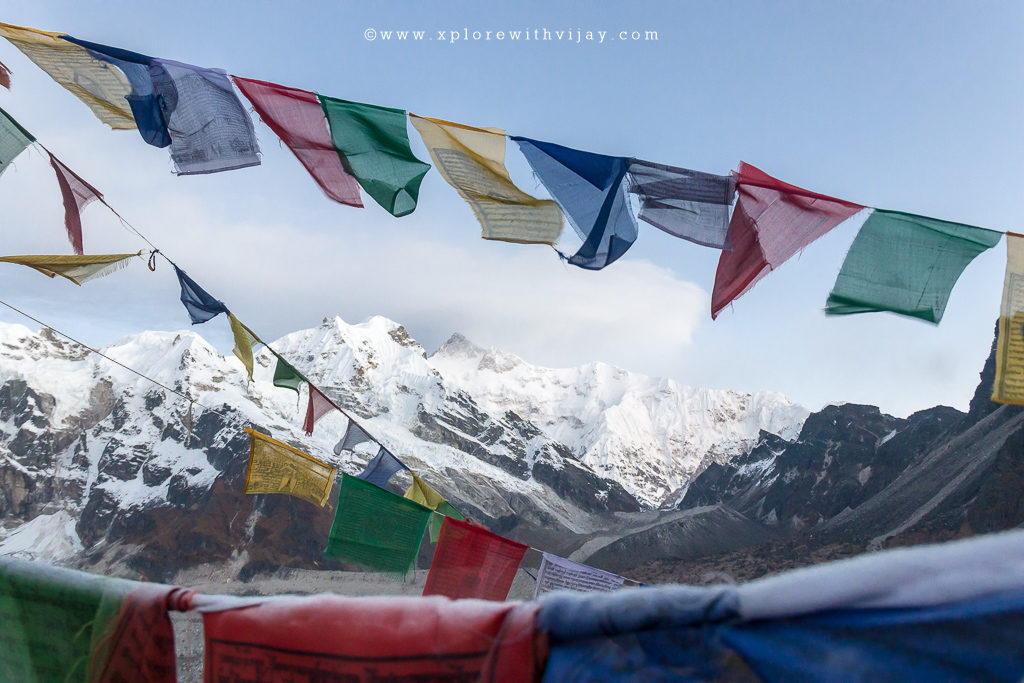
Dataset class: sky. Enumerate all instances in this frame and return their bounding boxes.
[0,0,1020,418]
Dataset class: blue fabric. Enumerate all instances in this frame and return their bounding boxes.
[61,36,171,148]
[721,589,1024,682]
[355,447,407,489]
[511,137,636,270]
[539,586,740,682]
[173,264,227,324]
[538,580,1024,682]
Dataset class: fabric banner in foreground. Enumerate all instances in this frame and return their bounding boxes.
[534,552,625,598]
[334,419,374,455]
[626,158,736,249]
[203,594,545,682]
[993,233,1024,404]
[0,252,140,285]
[243,428,337,507]
[318,95,431,217]
[356,446,407,488]
[172,264,228,324]
[712,162,865,318]
[423,517,529,601]
[410,114,563,244]
[512,136,636,270]
[0,557,183,682]
[228,313,261,382]
[0,22,136,130]
[46,149,106,255]
[303,384,336,436]
[826,209,1003,323]
[325,473,431,574]
[0,105,34,177]
[232,76,362,207]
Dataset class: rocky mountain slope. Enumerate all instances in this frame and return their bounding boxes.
[0,316,808,580]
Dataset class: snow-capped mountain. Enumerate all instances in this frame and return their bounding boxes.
[0,315,808,576]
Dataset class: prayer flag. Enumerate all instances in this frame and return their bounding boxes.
[0,560,180,682]
[334,419,373,454]
[46,150,105,255]
[0,105,34,177]
[423,517,528,601]
[826,209,1002,323]
[534,552,625,598]
[356,446,407,488]
[232,76,362,207]
[318,95,431,217]
[626,158,735,249]
[511,136,636,270]
[712,162,864,318]
[428,500,466,544]
[61,36,170,147]
[59,37,259,173]
[201,592,544,681]
[243,428,337,507]
[149,59,260,174]
[404,472,445,510]
[303,384,336,436]
[325,473,431,575]
[409,114,563,244]
[0,23,136,129]
[0,60,10,89]
[272,353,304,395]
[228,313,261,382]
[993,233,1024,405]
[0,252,140,285]
[172,264,228,324]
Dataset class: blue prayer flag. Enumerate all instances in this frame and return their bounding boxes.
[173,264,228,324]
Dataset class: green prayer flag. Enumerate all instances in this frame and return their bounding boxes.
[318,95,430,217]
[428,500,466,544]
[0,560,120,681]
[272,354,304,395]
[826,209,1003,323]
[325,473,431,575]
[0,105,34,177]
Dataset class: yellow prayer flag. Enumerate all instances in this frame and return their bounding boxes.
[404,472,445,511]
[0,252,140,285]
[0,23,136,130]
[228,313,262,382]
[409,114,564,245]
[993,232,1024,405]
[244,428,337,507]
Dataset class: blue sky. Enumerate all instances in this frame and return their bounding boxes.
[0,1,1020,417]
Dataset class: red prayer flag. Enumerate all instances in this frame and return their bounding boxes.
[0,60,10,89]
[711,162,864,318]
[47,150,105,255]
[232,76,363,208]
[202,594,546,681]
[302,384,336,436]
[423,518,529,602]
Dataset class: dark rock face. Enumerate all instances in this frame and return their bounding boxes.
[675,322,1024,575]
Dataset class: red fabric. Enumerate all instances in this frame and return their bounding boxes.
[302,384,336,435]
[424,518,529,602]
[0,60,10,89]
[91,584,191,683]
[711,162,864,318]
[47,151,105,255]
[232,76,362,207]
[202,594,546,682]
